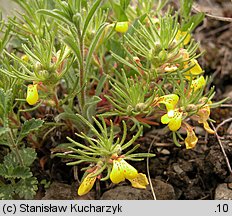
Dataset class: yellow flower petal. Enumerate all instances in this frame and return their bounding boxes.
[190,76,206,92]
[78,173,97,196]
[120,159,138,179]
[161,113,171,124]
[26,84,39,105]
[189,59,203,75]
[110,158,138,184]
[115,21,129,33]
[128,173,149,189]
[183,33,191,45]
[110,159,125,184]
[203,121,215,134]
[185,128,198,149]
[159,94,179,111]
[194,102,215,134]
[197,105,210,123]
[176,30,191,45]
[168,110,182,131]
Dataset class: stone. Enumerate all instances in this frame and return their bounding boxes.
[215,183,232,200]
[101,179,176,200]
[150,179,176,200]
[101,185,153,200]
[42,182,72,200]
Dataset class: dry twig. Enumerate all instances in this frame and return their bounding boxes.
[146,137,157,200]
[216,118,232,132]
[192,3,232,22]
[210,122,232,174]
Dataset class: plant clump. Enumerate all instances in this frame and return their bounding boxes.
[0,0,225,199]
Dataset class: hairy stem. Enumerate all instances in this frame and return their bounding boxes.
[8,129,25,167]
[78,28,86,114]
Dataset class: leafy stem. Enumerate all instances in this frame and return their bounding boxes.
[7,129,25,167]
[78,27,86,113]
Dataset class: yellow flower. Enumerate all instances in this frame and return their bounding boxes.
[189,59,203,75]
[158,94,183,131]
[175,30,191,45]
[161,109,183,131]
[184,126,198,149]
[26,84,39,105]
[158,94,179,111]
[197,104,215,134]
[21,54,29,62]
[184,59,203,79]
[110,158,138,184]
[78,173,97,196]
[128,173,149,189]
[115,21,129,33]
[190,76,206,92]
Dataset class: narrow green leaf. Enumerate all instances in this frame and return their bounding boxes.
[120,0,130,10]
[180,0,193,19]
[36,9,73,25]
[182,13,205,32]
[121,125,143,150]
[63,35,82,66]
[111,52,139,73]
[173,132,182,147]
[125,153,156,158]
[82,0,102,39]
[109,0,128,21]
[85,23,108,77]
[95,74,108,96]
[83,96,102,122]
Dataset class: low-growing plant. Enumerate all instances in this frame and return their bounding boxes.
[0,0,226,199]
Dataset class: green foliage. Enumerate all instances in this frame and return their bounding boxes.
[56,115,155,180]
[0,88,13,126]
[0,148,37,199]
[102,70,156,126]
[0,88,43,199]
[15,177,38,199]
[19,118,44,141]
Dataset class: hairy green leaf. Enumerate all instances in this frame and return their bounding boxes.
[82,0,102,39]
[0,164,32,179]
[0,184,14,200]
[19,118,44,140]
[15,177,38,199]
[19,148,37,167]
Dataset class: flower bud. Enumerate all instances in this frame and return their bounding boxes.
[115,21,129,33]
[186,104,198,112]
[135,103,146,112]
[21,54,29,62]
[158,50,167,62]
[34,61,42,71]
